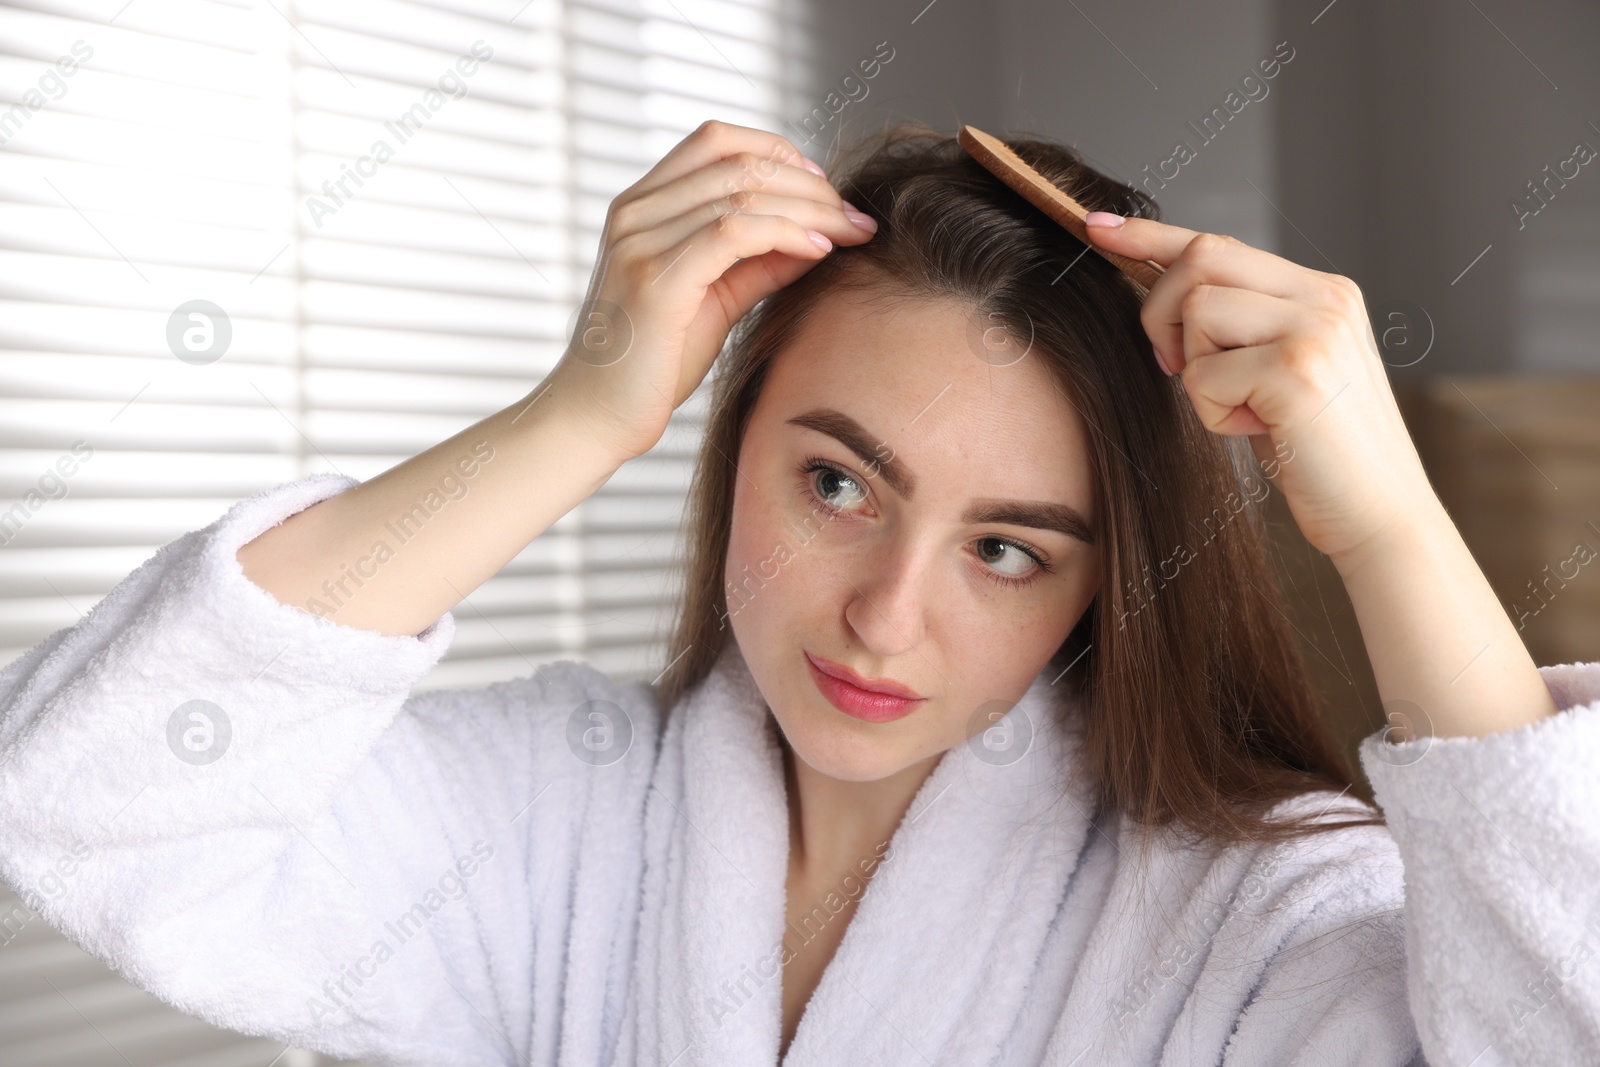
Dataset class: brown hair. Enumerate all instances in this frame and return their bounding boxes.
[652,120,1381,846]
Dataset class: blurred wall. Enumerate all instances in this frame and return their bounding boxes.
[1274,0,1600,376]
[803,0,1279,248]
[789,0,1003,165]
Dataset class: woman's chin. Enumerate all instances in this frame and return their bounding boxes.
[772,712,934,784]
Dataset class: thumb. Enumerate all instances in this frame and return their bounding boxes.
[715,249,824,324]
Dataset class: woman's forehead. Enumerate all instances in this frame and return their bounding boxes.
[757,287,1096,507]
[767,287,1082,438]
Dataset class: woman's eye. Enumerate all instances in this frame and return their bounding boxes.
[812,465,867,511]
[976,537,1037,578]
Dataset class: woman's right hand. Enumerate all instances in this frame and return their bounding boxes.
[548,119,880,462]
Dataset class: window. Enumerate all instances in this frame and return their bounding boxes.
[0,0,809,1061]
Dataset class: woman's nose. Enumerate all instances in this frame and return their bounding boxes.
[842,548,927,658]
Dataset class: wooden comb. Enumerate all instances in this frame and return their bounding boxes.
[957,124,1165,293]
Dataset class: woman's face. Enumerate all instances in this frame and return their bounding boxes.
[724,281,1103,783]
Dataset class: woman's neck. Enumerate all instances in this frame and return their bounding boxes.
[781,738,941,876]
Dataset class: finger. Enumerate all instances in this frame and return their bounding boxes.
[630,211,830,311]
[1085,213,1209,269]
[713,248,826,324]
[612,152,846,242]
[1176,344,1280,436]
[622,119,821,201]
[1178,334,1352,437]
[1088,222,1332,374]
[1175,284,1316,374]
[628,189,874,260]
[1089,215,1324,294]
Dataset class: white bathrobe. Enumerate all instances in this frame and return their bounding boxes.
[1,472,1598,1067]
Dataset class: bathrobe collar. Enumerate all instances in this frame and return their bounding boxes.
[636,639,1098,1065]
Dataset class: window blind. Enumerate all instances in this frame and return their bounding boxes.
[0,0,806,1062]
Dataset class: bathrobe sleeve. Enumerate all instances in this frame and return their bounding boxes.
[0,473,659,1067]
[1355,661,1600,1065]
[1207,662,1600,1066]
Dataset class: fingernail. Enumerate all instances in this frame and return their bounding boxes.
[1153,345,1175,376]
[801,158,827,179]
[806,229,833,250]
[1085,211,1125,228]
[841,201,878,232]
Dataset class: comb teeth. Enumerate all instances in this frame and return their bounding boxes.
[957,124,1164,293]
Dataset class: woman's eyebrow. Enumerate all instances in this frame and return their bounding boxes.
[784,408,1095,546]
[787,408,916,498]
[963,500,1095,546]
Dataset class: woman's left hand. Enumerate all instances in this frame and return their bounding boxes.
[1083,212,1435,575]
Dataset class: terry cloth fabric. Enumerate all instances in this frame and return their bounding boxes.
[0,472,1597,1066]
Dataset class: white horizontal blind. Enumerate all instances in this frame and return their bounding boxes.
[0,0,802,685]
[0,0,803,1062]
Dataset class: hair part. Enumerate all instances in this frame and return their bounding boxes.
[652,119,1381,847]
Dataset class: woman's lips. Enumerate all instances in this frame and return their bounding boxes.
[804,651,926,723]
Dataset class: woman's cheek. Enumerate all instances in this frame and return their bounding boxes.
[725,491,811,629]
[959,569,1089,670]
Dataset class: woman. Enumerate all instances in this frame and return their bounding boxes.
[0,119,1596,1066]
